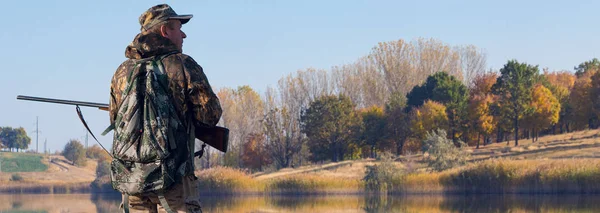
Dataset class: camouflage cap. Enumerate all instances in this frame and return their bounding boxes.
[139,4,193,31]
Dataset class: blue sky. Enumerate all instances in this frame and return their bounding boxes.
[1,0,599,153]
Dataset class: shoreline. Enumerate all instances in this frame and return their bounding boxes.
[3,158,600,196]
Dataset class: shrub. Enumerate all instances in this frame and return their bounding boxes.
[422,129,469,172]
[10,173,23,181]
[63,139,87,167]
[363,152,403,193]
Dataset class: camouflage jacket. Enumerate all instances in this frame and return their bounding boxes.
[109,32,222,145]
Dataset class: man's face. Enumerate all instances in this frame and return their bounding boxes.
[164,20,187,51]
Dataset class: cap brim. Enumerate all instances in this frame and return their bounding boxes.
[169,14,193,24]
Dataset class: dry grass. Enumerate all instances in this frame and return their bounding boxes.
[469,129,600,161]
[446,158,600,194]
[195,166,263,195]
[267,174,362,195]
[195,166,361,195]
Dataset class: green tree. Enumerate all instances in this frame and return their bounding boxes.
[406,72,468,142]
[63,139,87,167]
[0,127,31,152]
[359,106,388,158]
[383,91,410,155]
[492,60,539,146]
[14,128,31,152]
[301,94,361,162]
[588,71,600,128]
[575,58,600,77]
[0,127,15,151]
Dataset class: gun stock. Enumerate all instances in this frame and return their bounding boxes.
[16,95,229,153]
[195,125,229,153]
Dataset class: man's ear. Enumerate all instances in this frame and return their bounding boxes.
[159,24,169,37]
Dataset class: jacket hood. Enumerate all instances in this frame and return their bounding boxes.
[125,32,180,59]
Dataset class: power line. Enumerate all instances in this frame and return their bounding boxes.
[31,116,42,153]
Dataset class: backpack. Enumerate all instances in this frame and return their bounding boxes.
[103,53,193,207]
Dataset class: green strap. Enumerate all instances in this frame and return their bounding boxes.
[158,193,176,213]
[122,194,130,213]
[101,124,114,136]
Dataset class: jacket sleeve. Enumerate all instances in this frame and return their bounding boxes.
[108,61,132,126]
[109,64,124,125]
[182,56,223,127]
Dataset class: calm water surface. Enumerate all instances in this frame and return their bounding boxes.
[1,193,600,213]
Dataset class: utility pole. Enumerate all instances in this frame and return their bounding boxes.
[36,116,39,153]
[44,138,47,155]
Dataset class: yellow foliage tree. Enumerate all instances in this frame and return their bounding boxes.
[527,84,561,142]
[410,100,448,141]
[468,94,495,148]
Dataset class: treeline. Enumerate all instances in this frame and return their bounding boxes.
[199,37,600,171]
[0,126,31,152]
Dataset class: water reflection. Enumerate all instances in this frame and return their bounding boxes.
[2,193,600,213]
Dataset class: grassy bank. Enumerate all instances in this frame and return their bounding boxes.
[0,182,93,193]
[195,159,600,195]
[0,152,48,172]
[3,158,600,195]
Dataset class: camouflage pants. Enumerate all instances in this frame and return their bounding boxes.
[121,175,202,213]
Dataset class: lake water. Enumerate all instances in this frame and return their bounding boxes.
[1,193,600,213]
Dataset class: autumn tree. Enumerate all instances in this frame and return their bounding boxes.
[216,85,265,167]
[262,88,295,168]
[241,133,272,171]
[63,139,87,167]
[468,95,495,148]
[544,70,575,133]
[301,94,361,162]
[569,70,597,130]
[369,38,471,99]
[468,72,498,148]
[492,60,539,146]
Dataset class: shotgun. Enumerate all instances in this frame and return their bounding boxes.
[16,95,228,154]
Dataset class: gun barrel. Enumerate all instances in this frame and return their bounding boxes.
[16,95,109,109]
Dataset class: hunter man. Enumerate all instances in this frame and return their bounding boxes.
[108,4,222,213]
